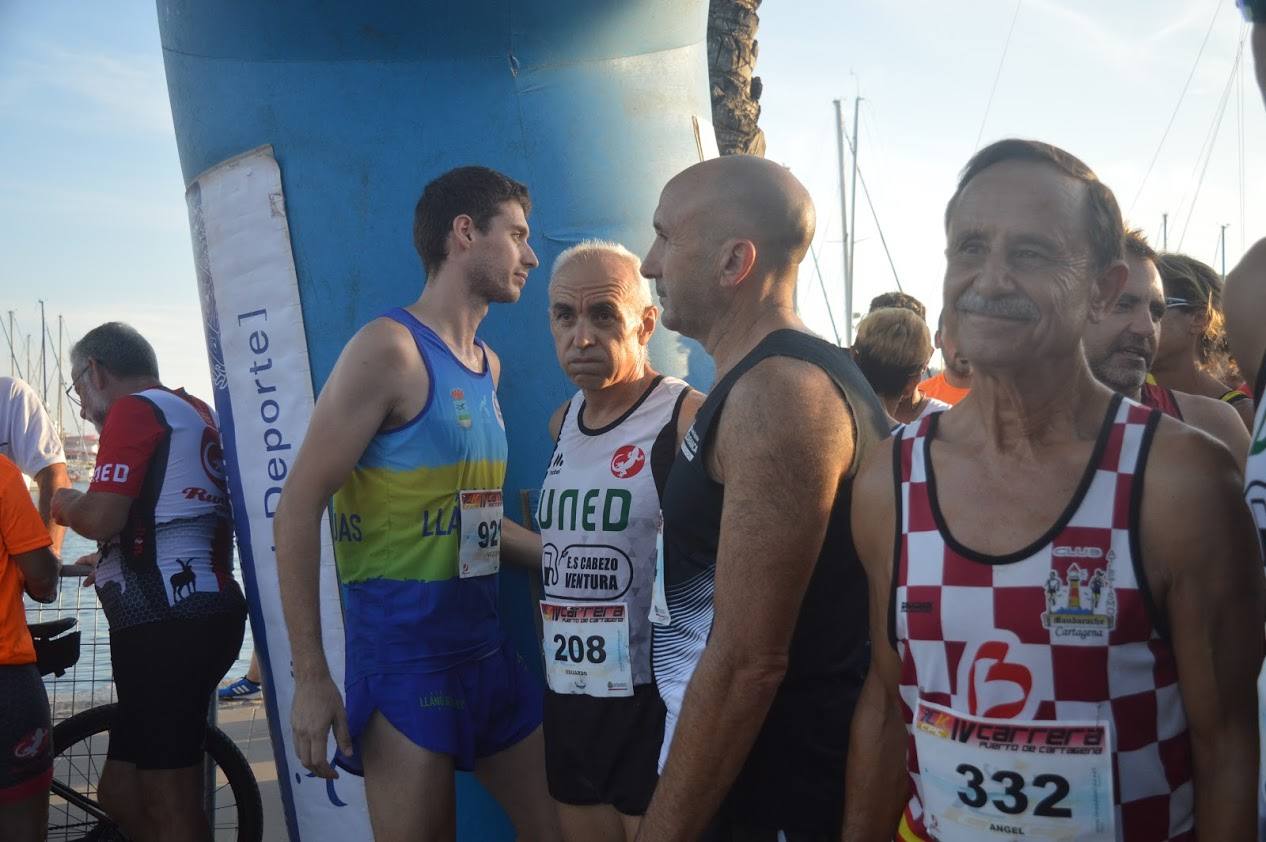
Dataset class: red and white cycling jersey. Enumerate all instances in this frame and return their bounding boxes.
[90,387,243,629]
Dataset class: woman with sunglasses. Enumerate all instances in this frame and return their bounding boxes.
[1150,252,1256,431]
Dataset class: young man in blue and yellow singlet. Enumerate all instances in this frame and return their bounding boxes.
[275,166,560,841]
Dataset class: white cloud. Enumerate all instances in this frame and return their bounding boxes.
[3,40,173,137]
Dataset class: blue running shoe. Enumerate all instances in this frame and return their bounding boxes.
[218,676,262,700]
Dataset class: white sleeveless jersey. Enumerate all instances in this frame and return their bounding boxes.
[1244,359,1266,839]
[537,376,690,686]
[1247,361,1266,552]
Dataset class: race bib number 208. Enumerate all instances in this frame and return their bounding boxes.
[540,601,633,698]
[913,700,1115,841]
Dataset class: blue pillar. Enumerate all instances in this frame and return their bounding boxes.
[158,2,714,837]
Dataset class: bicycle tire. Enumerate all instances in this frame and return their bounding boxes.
[51,703,264,842]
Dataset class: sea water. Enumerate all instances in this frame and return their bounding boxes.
[22,489,254,720]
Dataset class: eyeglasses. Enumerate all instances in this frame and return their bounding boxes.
[65,361,91,408]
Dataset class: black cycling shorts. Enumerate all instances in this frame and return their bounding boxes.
[108,608,245,769]
[543,683,664,816]
[0,663,53,803]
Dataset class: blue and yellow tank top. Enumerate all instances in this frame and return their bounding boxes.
[332,308,507,677]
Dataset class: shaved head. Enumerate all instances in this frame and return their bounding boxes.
[663,155,816,271]
[643,156,816,339]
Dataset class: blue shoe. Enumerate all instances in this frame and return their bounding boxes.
[218,676,262,700]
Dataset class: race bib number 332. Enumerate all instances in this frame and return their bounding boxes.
[913,699,1115,841]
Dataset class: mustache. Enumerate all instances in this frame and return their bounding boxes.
[956,290,1040,321]
[1110,338,1153,359]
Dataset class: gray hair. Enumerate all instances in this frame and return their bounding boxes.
[549,240,652,309]
[71,322,159,379]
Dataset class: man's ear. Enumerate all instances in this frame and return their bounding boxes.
[449,214,476,255]
[638,306,658,347]
[1087,260,1129,324]
[717,239,758,290]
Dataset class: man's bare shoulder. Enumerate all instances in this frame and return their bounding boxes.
[1225,237,1266,389]
[314,317,424,429]
[710,356,853,480]
[727,355,849,417]
[344,316,417,362]
[1144,413,1243,512]
[547,399,570,442]
[1173,392,1250,455]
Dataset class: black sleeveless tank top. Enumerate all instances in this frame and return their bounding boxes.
[653,328,889,833]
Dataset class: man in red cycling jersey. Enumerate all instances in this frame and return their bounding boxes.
[53,322,246,842]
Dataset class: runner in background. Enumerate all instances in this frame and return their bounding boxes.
[0,376,70,552]
[1083,228,1249,466]
[844,139,1263,841]
[868,292,927,322]
[639,154,889,841]
[538,240,702,842]
[918,312,971,405]
[275,166,559,841]
[1151,252,1256,430]
[0,453,59,842]
[53,322,247,842]
[851,307,949,428]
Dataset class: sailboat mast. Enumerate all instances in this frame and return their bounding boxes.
[57,315,64,435]
[847,96,861,330]
[39,300,47,402]
[834,99,851,346]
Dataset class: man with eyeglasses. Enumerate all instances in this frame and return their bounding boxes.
[52,322,246,842]
[0,376,70,552]
[1082,229,1249,467]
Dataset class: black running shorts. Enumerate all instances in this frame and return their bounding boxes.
[108,608,245,769]
[0,663,53,803]
[543,683,665,816]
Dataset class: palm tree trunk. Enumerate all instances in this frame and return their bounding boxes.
[707,0,765,157]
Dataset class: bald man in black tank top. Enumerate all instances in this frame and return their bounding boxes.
[637,156,889,842]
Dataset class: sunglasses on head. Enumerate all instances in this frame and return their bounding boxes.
[1164,297,1196,310]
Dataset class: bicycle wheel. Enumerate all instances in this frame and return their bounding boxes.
[49,703,264,842]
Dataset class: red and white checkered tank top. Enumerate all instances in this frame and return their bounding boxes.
[892,394,1193,841]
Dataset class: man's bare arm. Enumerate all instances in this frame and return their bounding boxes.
[15,546,60,603]
[1175,393,1251,471]
[51,487,131,541]
[1225,237,1266,397]
[34,463,70,552]
[274,319,415,778]
[500,519,541,570]
[638,359,853,841]
[1143,423,1265,839]
[842,437,909,841]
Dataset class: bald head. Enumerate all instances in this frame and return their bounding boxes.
[665,155,816,270]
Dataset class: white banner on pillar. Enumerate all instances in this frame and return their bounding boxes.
[187,145,371,841]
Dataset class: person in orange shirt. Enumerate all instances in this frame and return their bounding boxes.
[918,311,972,404]
[0,453,60,841]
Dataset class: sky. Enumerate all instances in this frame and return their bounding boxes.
[0,0,1260,413]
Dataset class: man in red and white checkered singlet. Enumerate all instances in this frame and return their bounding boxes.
[892,398,1187,840]
[842,140,1263,842]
